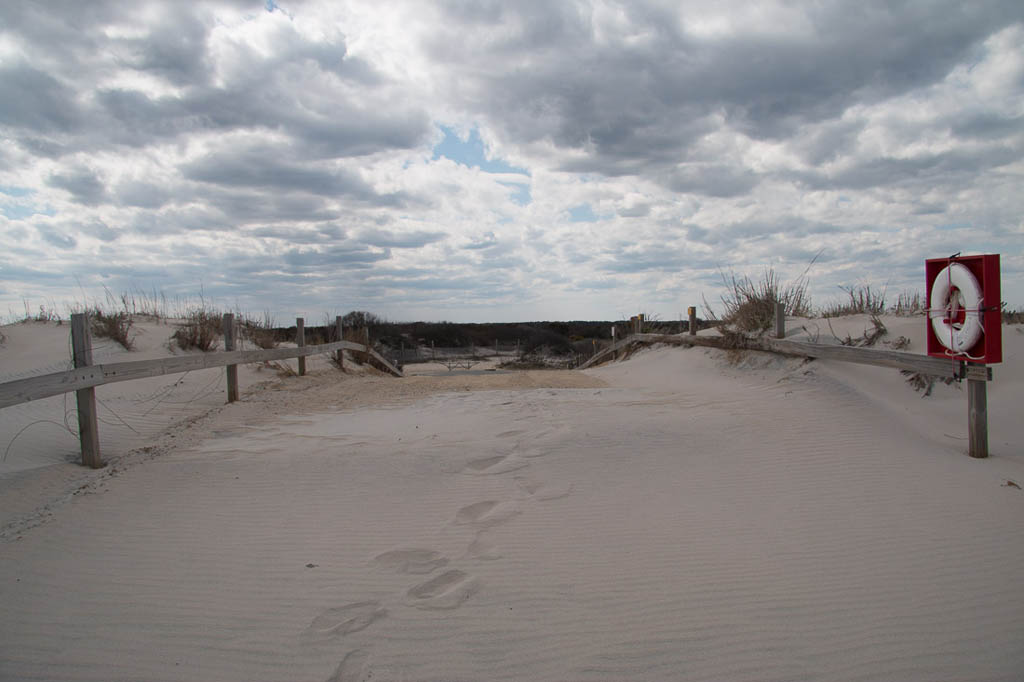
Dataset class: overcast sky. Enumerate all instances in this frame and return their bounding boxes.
[1,1,1022,323]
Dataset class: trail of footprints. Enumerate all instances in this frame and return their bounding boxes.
[311,432,570,682]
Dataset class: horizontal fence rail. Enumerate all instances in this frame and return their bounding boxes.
[580,332,973,379]
[0,340,401,410]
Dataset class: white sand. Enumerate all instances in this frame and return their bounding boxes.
[1,316,1022,681]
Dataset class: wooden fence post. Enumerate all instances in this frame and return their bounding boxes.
[223,313,238,402]
[296,317,305,376]
[71,313,102,468]
[332,316,343,369]
[688,306,697,336]
[968,369,988,458]
[775,302,785,339]
[612,326,617,361]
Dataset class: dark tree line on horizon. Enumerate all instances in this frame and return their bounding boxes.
[274,312,695,356]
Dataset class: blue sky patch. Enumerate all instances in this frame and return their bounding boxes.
[0,185,34,197]
[1,200,55,221]
[433,126,529,176]
[0,185,54,220]
[568,203,599,222]
[499,181,531,206]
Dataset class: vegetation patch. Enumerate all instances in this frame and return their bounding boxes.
[891,291,924,316]
[90,309,136,350]
[829,315,887,347]
[241,312,279,350]
[171,309,222,352]
[901,370,955,397]
[709,266,812,333]
[820,285,888,318]
[21,302,61,324]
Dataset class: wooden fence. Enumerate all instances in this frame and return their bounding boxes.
[0,313,402,468]
[580,304,993,459]
[2,307,996,466]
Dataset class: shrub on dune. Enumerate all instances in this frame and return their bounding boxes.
[172,309,222,352]
[90,309,136,350]
[241,311,279,350]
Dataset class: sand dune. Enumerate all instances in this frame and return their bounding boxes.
[1,316,1022,681]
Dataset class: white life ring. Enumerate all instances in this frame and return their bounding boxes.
[929,263,984,353]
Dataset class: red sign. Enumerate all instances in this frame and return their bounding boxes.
[925,254,1001,364]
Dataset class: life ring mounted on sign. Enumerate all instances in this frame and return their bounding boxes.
[925,254,1001,365]
[928,263,984,355]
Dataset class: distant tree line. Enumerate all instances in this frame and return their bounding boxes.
[275,311,688,357]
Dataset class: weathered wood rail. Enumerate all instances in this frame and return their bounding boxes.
[579,331,988,380]
[579,304,993,459]
[0,338,401,410]
[0,313,402,468]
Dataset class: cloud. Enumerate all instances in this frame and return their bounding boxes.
[107,5,213,87]
[359,228,446,248]
[35,225,77,249]
[950,113,1024,140]
[431,2,1024,190]
[194,188,344,224]
[795,146,1022,192]
[181,146,404,205]
[282,244,391,269]
[46,167,108,206]
[115,180,173,209]
[462,231,500,250]
[664,164,759,198]
[618,203,650,218]
[0,63,84,134]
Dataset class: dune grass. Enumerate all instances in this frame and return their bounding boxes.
[90,309,136,351]
[708,266,813,333]
[819,286,925,317]
[240,311,279,350]
[170,308,223,352]
[820,285,887,317]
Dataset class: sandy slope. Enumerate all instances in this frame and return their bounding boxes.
[1,316,1022,681]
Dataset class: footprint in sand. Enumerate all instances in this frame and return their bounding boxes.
[454,500,520,527]
[406,569,479,610]
[306,601,385,638]
[461,453,528,475]
[325,649,369,682]
[463,455,506,471]
[373,548,448,574]
[525,426,571,445]
[516,477,573,501]
[466,531,502,560]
